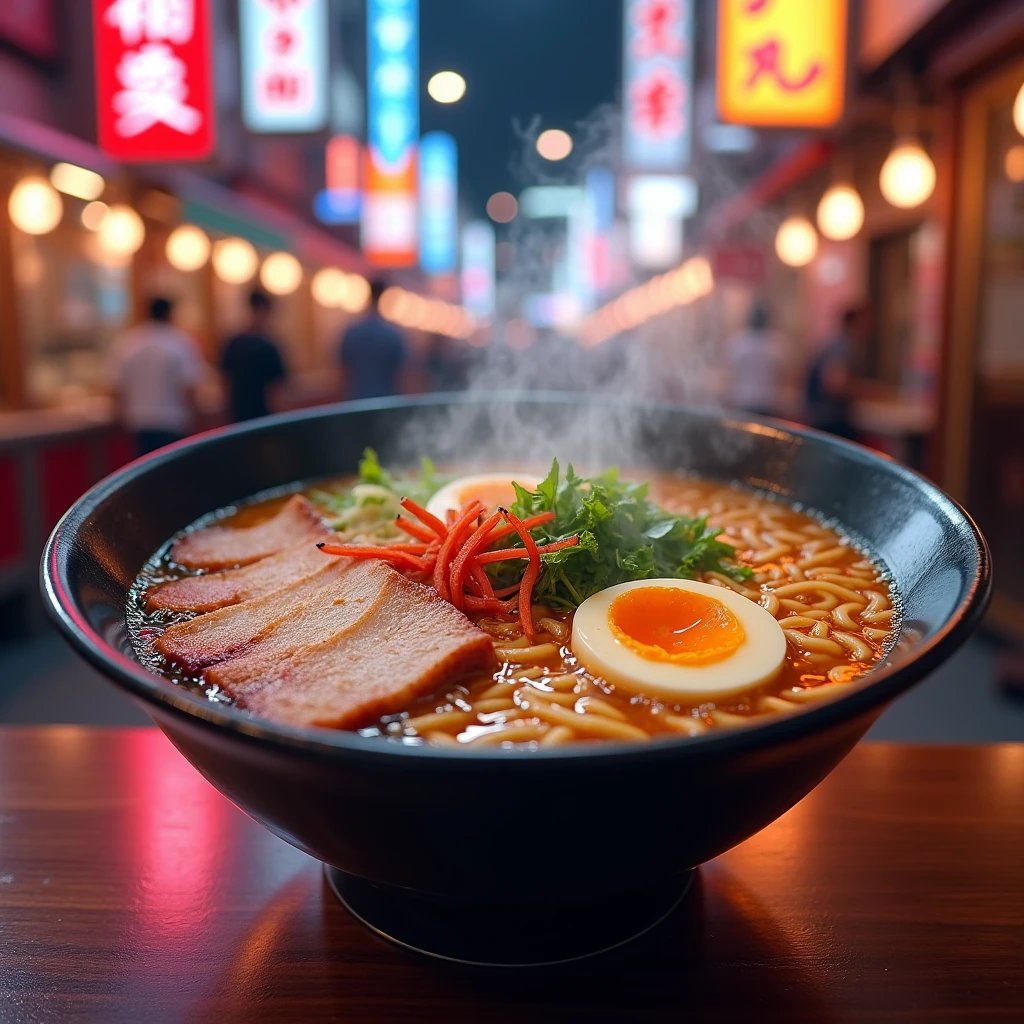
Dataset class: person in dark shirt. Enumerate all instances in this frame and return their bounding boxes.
[805,305,867,440]
[220,291,286,422]
[338,278,408,400]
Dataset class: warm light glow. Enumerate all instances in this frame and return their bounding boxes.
[165,225,211,272]
[378,284,475,339]
[98,204,144,256]
[81,200,108,231]
[1005,144,1024,183]
[339,273,370,313]
[311,267,348,307]
[212,237,259,284]
[1014,81,1024,136]
[260,251,302,296]
[775,216,818,267]
[680,256,714,296]
[8,176,63,235]
[486,191,518,223]
[49,162,105,201]
[816,183,864,241]
[427,70,466,104]
[536,129,573,161]
[879,142,936,209]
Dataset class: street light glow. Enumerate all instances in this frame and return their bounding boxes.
[427,71,466,104]
[536,129,573,161]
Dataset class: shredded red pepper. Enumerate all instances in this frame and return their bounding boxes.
[317,494,579,628]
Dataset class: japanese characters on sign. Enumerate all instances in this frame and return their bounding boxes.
[418,132,457,276]
[622,0,694,171]
[717,0,847,127]
[240,0,329,133]
[93,0,214,161]
[362,0,418,267]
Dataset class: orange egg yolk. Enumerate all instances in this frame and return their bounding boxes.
[607,587,745,665]
[458,480,520,511]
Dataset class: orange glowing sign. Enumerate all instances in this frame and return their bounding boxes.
[716,0,847,127]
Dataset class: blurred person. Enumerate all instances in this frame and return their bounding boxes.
[338,278,408,400]
[806,306,865,439]
[424,332,468,392]
[719,301,793,417]
[110,296,204,456]
[220,291,287,422]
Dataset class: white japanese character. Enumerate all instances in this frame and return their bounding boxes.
[105,0,194,47]
[112,43,202,137]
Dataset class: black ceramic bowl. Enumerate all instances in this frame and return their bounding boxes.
[42,395,990,964]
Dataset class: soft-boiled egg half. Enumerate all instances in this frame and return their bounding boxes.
[425,472,541,522]
[571,579,786,701]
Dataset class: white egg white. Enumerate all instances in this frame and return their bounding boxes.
[425,472,541,523]
[571,578,786,701]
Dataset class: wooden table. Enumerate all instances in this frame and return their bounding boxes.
[1,729,1022,1023]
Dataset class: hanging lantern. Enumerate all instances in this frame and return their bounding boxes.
[879,142,936,209]
[775,216,818,267]
[98,204,145,256]
[212,237,258,284]
[166,225,211,272]
[8,176,63,235]
[816,184,864,241]
[260,252,302,295]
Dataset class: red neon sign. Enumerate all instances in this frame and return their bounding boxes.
[93,0,215,162]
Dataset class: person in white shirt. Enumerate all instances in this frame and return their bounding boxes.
[109,296,204,455]
[719,301,794,418]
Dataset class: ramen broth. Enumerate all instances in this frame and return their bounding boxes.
[132,473,897,746]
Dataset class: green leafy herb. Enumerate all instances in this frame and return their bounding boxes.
[505,459,751,608]
[309,448,447,536]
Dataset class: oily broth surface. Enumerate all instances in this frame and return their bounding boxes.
[129,473,899,746]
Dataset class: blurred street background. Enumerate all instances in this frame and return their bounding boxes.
[0,0,1022,738]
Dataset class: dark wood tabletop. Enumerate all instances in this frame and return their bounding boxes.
[0,728,1022,1024]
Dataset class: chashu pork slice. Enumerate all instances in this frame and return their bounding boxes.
[170,494,331,571]
[156,556,370,672]
[146,540,335,614]
[205,567,496,730]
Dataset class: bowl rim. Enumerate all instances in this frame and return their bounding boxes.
[41,392,992,765]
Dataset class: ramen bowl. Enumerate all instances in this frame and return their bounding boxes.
[42,395,990,965]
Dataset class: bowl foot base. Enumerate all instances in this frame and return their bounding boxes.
[325,866,695,967]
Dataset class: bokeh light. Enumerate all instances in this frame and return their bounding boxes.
[338,273,371,313]
[816,184,864,241]
[1014,81,1024,136]
[427,70,466,104]
[8,176,63,235]
[212,237,258,284]
[49,162,104,201]
[260,252,303,296]
[81,201,108,231]
[775,216,818,267]
[879,142,936,209]
[486,191,518,223]
[98,204,145,257]
[166,225,211,272]
[536,129,573,161]
[311,267,348,307]
[1005,145,1024,183]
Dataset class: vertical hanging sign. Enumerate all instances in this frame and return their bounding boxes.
[362,0,418,267]
[418,132,457,276]
[622,0,694,171]
[717,0,847,127]
[461,220,495,319]
[240,0,329,133]
[93,0,215,161]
